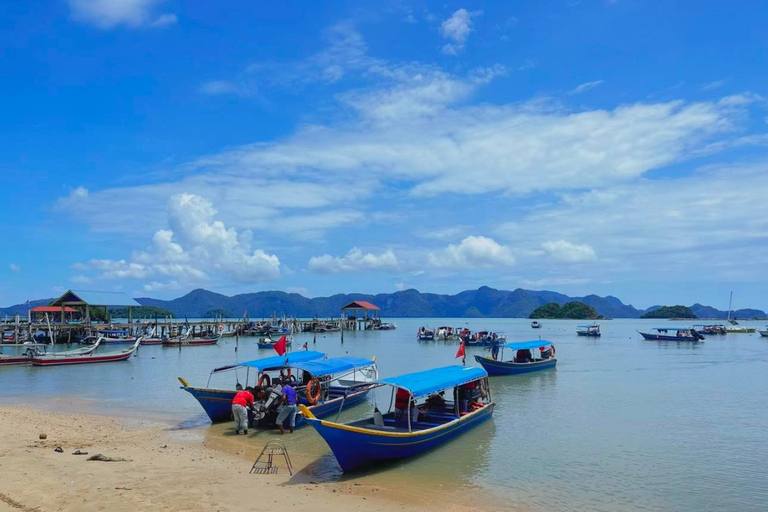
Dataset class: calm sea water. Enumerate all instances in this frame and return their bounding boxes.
[2,318,767,511]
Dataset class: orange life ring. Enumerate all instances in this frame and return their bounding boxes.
[306,378,321,405]
[258,374,271,388]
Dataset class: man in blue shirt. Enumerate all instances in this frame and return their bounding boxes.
[276,381,298,434]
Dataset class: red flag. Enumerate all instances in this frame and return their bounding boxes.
[455,341,465,359]
[274,335,287,356]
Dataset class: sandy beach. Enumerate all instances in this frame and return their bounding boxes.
[0,405,500,512]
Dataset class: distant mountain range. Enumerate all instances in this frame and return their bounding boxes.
[3,287,764,319]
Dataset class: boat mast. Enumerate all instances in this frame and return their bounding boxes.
[727,291,733,322]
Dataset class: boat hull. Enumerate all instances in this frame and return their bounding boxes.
[162,338,218,347]
[181,385,371,427]
[0,355,31,366]
[140,338,164,345]
[758,330,768,337]
[576,332,601,337]
[305,403,494,472]
[30,351,134,366]
[474,355,556,375]
[639,332,702,342]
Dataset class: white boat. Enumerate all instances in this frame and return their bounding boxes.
[531,321,541,329]
[759,328,768,337]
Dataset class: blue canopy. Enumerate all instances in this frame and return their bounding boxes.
[212,350,325,374]
[377,365,487,398]
[501,340,552,350]
[577,325,597,328]
[290,357,375,377]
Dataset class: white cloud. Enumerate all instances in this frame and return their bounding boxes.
[428,236,515,268]
[9,263,20,273]
[440,9,481,55]
[308,248,400,274]
[75,194,280,289]
[70,275,93,284]
[702,79,728,91]
[541,240,597,263]
[520,277,590,287]
[150,13,176,27]
[569,80,604,94]
[68,0,176,29]
[199,81,254,96]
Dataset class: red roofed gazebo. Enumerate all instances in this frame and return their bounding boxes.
[341,300,380,330]
[30,306,79,323]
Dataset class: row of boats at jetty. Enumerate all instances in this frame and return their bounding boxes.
[179,333,559,472]
[416,322,604,342]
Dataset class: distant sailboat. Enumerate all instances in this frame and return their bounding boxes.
[727,291,739,325]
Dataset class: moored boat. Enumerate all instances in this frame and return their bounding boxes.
[639,327,704,342]
[162,336,219,347]
[475,340,556,375]
[178,351,377,429]
[98,330,136,344]
[576,324,601,337]
[257,336,292,349]
[725,326,756,334]
[29,337,140,366]
[531,321,542,329]
[417,327,435,341]
[436,326,455,340]
[693,324,727,335]
[758,327,768,337]
[301,365,494,472]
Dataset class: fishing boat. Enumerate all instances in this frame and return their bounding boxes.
[475,340,557,375]
[162,333,219,347]
[576,324,601,337]
[378,322,397,330]
[257,336,292,349]
[417,327,435,341]
[178,351,377,429]
[725,326,756,334]
[269,325,291,335]
[436,326,455,340]
[531,321,542,329]
[98,330,136,344]
[693,324,727,335]
[29,338,140,366]
[639,327,704,342]
[301,365,494,472]
[465,331,506,347]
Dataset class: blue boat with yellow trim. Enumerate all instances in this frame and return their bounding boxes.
[179,351,378,429]
[474,340,557,375]
[301,365,494,472]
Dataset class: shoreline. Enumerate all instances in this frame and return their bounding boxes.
[0,403,507,512]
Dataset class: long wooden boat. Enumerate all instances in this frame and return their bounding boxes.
[162,336,218,347]
[475,340,556,375]
[2,338,104,366]
[179,351,377,430]
[639,327,704,342]
[301,365,494,472]
[140,338,164,345]
[0,353,32,366]
[98,330,136,344]
[30,338,140,367]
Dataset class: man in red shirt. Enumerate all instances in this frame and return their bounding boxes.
[232,387,256,435]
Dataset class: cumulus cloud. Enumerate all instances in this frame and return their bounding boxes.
[68,0,176,29]
[308,248,400,274]
[70,275,93,284]
[440,9,480,55]
[428,236,515,268]
[541,240,597,263]
[75,194,280,289]
[9,263,20,273]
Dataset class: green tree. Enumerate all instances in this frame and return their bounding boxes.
[641,305,696,319]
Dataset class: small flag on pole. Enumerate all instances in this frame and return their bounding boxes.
[455,341,465,364]
[274,335,287,356]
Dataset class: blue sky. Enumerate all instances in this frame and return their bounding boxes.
[2,0,768,311]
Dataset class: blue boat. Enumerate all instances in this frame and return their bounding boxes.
[474,340,557,375]
[257,336,292,349]
[179,351,378,430]
[301,365,494,472]
[639,327,704,342]
[465,331,507,347]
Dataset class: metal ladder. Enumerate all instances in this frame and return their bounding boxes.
[250,440,294,475]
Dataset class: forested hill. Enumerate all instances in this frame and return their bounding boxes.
[2,287,765,319]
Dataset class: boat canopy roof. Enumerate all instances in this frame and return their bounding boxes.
[288,357,375,377]
[502,340,552,350]
[99,330,129,334]
[377,365,487,398]
[212,350,325,374]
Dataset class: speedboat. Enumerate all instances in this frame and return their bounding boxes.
[759,327,768,337]
[475,340,556,375]
[576,324,601,337]
[531,321,542,329]
[178,351,378,430]
[301,365,494,472]
[417,327,435,341]
[639,327,704,342]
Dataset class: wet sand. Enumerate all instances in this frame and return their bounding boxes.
[0,405,502,512]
